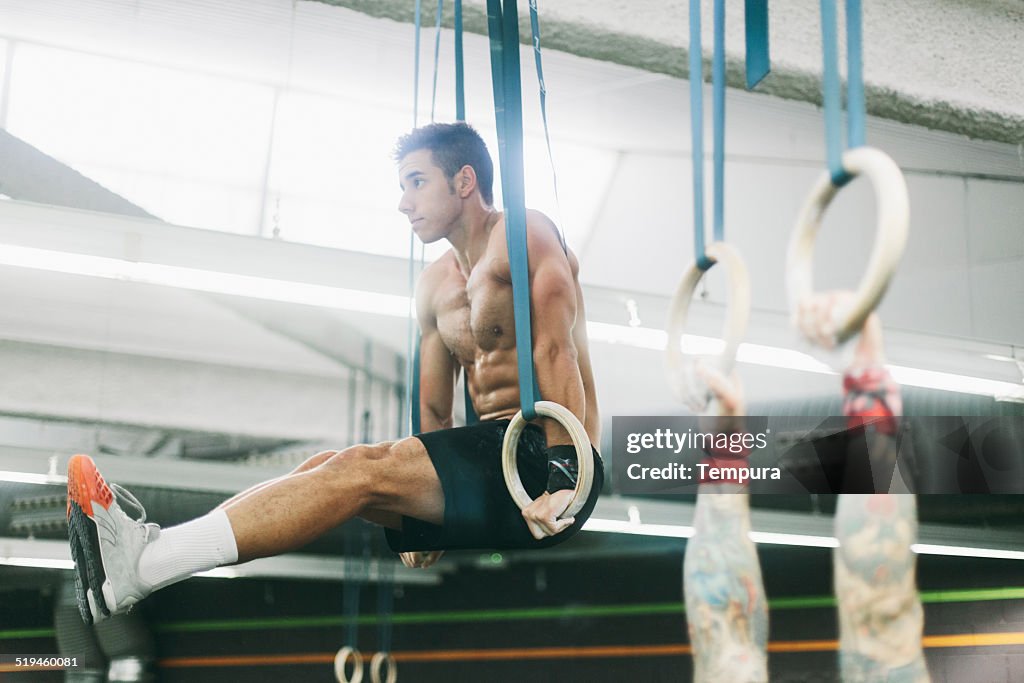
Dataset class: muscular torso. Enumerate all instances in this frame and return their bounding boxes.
[431,224,533,421]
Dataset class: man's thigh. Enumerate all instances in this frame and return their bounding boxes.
[361,435,444,528]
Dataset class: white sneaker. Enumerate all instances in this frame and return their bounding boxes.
[66,454,159,623]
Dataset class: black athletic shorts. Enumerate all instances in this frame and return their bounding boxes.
[385,420,604,552]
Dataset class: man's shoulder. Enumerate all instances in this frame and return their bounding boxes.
[420,250,457,278]
[417,250,459,296]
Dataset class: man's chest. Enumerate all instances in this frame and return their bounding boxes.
[435,260,516,358]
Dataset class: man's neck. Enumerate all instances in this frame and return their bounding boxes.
[449,204,500,276]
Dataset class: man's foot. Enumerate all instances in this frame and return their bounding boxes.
[66,454,158,623]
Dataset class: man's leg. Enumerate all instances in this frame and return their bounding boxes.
[834,494,930,682]
[67,436,443,621]
[684,486,769,683]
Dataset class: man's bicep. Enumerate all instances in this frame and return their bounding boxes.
[530,259,578,345]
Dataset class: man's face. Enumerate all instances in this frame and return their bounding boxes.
[397,149,459,244]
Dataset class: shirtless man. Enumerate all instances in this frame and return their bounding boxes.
[684,295,929,682]
[66,122,603,623]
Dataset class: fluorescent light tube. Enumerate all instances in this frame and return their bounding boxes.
[0,557,75,570]
[911,543,1024,561]
[0,245,411,317]
[0,471,66,485]
[1,245,1020,399]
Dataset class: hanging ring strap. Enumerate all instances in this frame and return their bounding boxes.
[527,0,567,253]
[490,0,593,515]
[334,647,364,683]
[502,400,594,517]
[487,0,539,421]
[369,652,397,683]
[454,0,465,120]
[786,146,909,346]
[665,242,750,415]
[430,0,444,122]
[820,0,866,186]
[672,1,750,414]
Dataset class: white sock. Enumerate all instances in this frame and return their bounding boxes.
[137,509,239,591]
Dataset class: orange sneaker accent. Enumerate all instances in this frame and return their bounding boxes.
[66,454,114,519]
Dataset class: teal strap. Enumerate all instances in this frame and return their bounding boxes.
[712,0,726,252]
[692,0,769,271]
[845,0,865,148]
[342,534,363,647]
[820,0,865,186]
[413,0,422,126]
[430,0,443,122]
[688,0,708,270]
[376,559,394,653]
[455,0,465,120]
[820,0,847,185]
[689,0,728,272]
[744,0,770,88]
[487,0,540,421]
[464,379,478,424]
[527,0,567,253]
[407,1,425,437]
[411,334,422,433]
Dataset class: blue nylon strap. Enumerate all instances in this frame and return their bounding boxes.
[819,0,850,186]
[712,0,726,247]
[464,382,478,424]
[528,0,567,253]
[407,0,424,438]
[455,0,465,120]
[487,0,540,421]
[845,0,865,148]
[376,558,394,653]
[744,0,770,88]
[688,0,710,271]
[430,0,443,122]
[487,1,508,202]
[343,533,362,647]
[413,0,422,127]
[411,334,422,433]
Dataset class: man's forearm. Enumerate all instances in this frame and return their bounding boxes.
[534,345,586,445]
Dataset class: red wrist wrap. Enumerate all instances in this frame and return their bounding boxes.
[843,366,901,435]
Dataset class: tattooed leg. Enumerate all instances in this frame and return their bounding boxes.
[834,494,930,683]
[685,487,769,683]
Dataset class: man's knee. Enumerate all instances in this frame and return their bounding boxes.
[292,449,339,474]
[318,443,397,499]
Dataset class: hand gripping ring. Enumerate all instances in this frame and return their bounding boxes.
[370,651,397,683]
[501,400,594,518]
[334,646,364,683]
[665,241,750,415]
[787,146,909,345]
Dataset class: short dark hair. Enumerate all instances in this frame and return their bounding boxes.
[394,122,495,205]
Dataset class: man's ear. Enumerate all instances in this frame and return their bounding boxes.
[457,164,478,198]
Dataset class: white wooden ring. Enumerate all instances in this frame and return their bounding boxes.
[501,400,594,518]
[787,146,909,345]
[665,241,750,415]
[334,646,364,683]
[369,652,397,683]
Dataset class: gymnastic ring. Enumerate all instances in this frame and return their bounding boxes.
[369,651,397,683]
[334,646,364,683]
[501,400,594,518]
[664,241,750,415]
[787,146,909,345]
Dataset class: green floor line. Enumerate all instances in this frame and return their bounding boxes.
[2,586,1022,640]
[0,627,56,640]
[920,587,1024,604]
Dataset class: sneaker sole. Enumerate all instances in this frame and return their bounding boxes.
[66,454,114,623]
